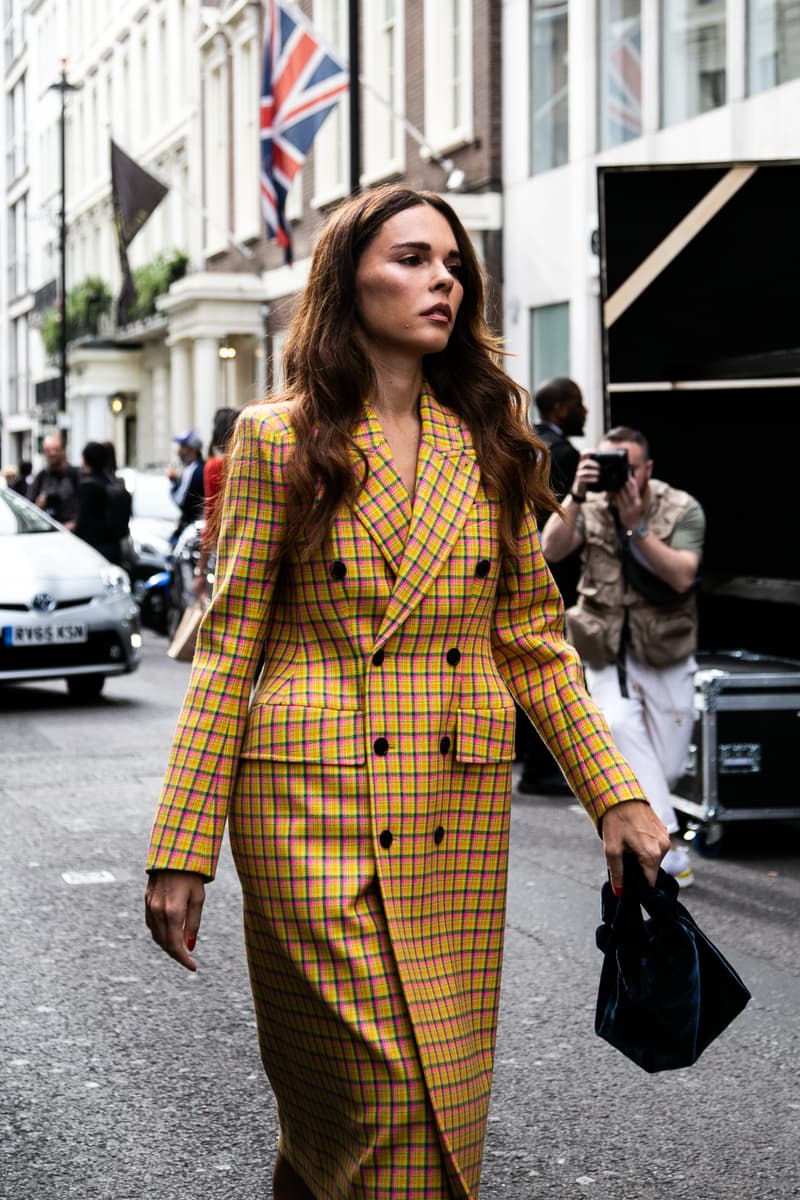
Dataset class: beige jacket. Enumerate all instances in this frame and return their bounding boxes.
[566,479,699,669]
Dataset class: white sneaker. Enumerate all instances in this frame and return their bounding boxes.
[662,846,695,889]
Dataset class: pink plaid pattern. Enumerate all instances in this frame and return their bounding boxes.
[147,390,644,1198]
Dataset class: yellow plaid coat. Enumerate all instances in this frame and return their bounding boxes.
[147,390,644,1199]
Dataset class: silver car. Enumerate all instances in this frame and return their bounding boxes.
[0,484,142,699]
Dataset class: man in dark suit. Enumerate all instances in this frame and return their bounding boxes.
[517,377,587,794]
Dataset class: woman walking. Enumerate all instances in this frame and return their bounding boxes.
[145,185,668,1200]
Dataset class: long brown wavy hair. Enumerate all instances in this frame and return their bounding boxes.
[274,185,556,562]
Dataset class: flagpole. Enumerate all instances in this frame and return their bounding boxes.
[348,0,360,195]
[48,61,80,421]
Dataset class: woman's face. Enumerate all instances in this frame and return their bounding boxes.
[354,204,465,362]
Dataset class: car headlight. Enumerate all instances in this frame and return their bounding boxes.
[100,565,132,596]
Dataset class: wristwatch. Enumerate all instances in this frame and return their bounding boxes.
[628,521,649,539]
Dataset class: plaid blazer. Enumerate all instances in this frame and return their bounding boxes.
[147,390,643,1197]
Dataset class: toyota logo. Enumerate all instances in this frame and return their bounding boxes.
[31,592,56,613]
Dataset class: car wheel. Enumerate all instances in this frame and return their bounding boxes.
[66,674,106,700]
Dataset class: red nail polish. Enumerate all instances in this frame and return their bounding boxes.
[612,884,623,898]
[186,935,196,951]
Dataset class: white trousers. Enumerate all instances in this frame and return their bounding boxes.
[585,654,696,835]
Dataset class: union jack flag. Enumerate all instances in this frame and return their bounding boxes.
[260,1,349,262]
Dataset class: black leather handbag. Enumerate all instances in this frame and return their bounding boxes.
[595,854,751,1073]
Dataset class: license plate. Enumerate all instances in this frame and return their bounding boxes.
[4,623,89,646]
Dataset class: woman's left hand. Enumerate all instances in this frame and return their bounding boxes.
[601,800,670,895]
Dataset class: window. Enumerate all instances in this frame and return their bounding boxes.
[7,197,27,298]
[530,0,568,174]
[529,303,569,395]
[8,316,28,416]
[424,0,472,152]
[312,0,349,204]
[364,0,405,180]
[598,0,642,148]
[204,62,228,251]
[234,32,260,237]
[5,75,26,181]
[7,204,17,297]
[748,0,800,93]
[140,28,150,139]
[285,170,303,222]
[661,0,726,127]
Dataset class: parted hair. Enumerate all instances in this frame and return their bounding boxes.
[273,186,557,562]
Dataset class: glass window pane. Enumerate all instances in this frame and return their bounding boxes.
[598,0,642,148]
[530,303,570,395]
[748,0,800,93]
[530,0,569,174]
[662,0,727,127]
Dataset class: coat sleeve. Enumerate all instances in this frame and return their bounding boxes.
[147,408,289,878]
[491,505,645,829]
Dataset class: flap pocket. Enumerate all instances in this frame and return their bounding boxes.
[456,707,516,764]
[241,704,366,764]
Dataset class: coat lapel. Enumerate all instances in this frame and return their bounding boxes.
[351,407,413,574]
[374,389,480,648]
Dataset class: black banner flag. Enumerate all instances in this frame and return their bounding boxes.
[110,139,169,325]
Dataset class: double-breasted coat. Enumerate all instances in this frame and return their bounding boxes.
[147,390,644,1199]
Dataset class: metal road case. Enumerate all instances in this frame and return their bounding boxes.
[671,650,800,849]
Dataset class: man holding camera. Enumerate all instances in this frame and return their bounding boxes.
[541,426,705,887]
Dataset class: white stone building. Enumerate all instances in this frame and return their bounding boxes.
[502,0,800,443]
[1,0,271,472]
[2,0,502,474]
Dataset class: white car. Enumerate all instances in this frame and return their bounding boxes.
[0,484,142,698]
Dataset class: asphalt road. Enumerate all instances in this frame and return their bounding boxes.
[1,633,798,1200]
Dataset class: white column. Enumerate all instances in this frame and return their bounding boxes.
[168,338,192,454]
[192,336,219,456]
[67,400,87,462]
[641,0,661,135]
[87,393,109,442]
[151,360,170,465]
[727,0,747,104]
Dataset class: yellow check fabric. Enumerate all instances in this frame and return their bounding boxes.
[147,391,644,1199]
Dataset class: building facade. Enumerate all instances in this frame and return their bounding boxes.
[0,0,502,474]
[502,0,800,442]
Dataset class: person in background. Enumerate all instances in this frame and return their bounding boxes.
[100,441,132,558]
[74,440,121,562]
[517,377,588,795]
[28,434,80,530]
[193,407,239,601]
[11,459,33,496]
[166,430,204,542]
[541,425,704,888]
[2,466,20,490]
[144,185,668,1200]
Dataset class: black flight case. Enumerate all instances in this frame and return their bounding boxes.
[671,651,800,849]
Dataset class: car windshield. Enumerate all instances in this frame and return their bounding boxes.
[0,487,57,535]
[125,472,180,521]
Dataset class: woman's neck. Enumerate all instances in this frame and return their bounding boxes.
[368,356,424,421]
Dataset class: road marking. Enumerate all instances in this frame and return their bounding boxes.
[61,869,116,885]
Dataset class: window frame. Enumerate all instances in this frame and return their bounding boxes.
[423,0,474,156]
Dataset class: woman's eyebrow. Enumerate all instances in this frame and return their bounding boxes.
[390,240,462,257]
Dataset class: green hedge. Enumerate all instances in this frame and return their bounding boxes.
[40,276,112,359]
[127,249,189,322]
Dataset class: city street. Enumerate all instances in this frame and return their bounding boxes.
[1,633,798,1200]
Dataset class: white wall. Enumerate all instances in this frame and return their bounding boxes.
[502,0,800,446]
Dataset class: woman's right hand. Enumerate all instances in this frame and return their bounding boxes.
[145,869,206,972]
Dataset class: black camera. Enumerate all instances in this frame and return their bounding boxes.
[586,449,631,493]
